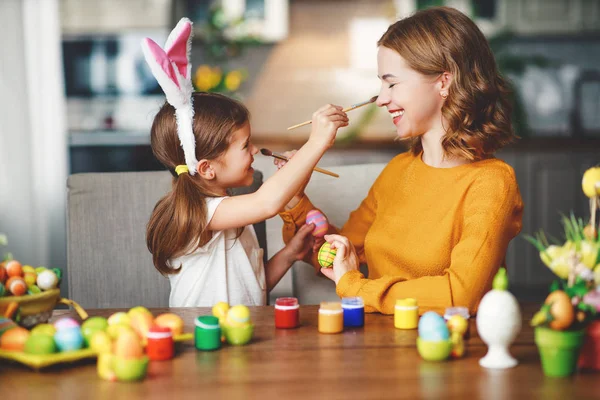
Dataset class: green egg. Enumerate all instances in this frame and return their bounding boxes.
[24,334,57,355]
[31,323,56,337]
[27,285,42,295]
[35,266,47,275]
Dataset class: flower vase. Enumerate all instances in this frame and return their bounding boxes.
[535,327,585,377]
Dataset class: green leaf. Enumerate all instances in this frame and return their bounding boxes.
[523,234,546,252]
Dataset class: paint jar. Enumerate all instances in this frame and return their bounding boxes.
[394,298,418,329]
[194,316,221,351]
[275,297,300,329]
[342,297,364,328]
[444,306,471,339]
[318,302,343,334]
[146,325,174,361]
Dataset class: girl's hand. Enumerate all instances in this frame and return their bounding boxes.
[274,150,310,209]
[320,234,360,284]
[284,223,315,264]
[308,104,348,150]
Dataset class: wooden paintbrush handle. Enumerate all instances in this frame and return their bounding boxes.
[271,153,339,178]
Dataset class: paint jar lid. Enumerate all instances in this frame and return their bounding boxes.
[341,297,364,309]
[275,297,299,310]
[319,302,343,314]
[396,298,417,308]
[195,315,220,329]
[147,325,173,339]
[443,306,470,320]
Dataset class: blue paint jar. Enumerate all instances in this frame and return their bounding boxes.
[342,297,364,328]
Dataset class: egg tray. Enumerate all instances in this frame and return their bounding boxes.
[0,333,193,370]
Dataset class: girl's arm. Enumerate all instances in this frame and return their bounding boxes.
[208,105,347,231]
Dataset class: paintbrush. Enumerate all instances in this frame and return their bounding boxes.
[260,148,339,178]
[287,95,378,131]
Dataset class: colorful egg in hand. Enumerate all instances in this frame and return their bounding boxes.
[306,210,329,237]
[318,242,337,268]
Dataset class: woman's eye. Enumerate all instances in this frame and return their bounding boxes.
[388,83,397,89]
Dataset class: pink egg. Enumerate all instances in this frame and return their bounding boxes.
[54,317,80,331]
[306,209,329,237]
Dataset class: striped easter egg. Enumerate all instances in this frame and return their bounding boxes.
[317,242,337,268]
[306,209,329,237]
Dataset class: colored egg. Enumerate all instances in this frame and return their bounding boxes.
[90,330,113,354]
[154,313,184,335]
[0,327,30,351]
[6,276,27,296]
[24,334,57,355]
[27,285,42,295]
[108,312,130,326]
[129,312,154,339]
[54,327,84,352]
[212,301,230,322]
[54,317,80,331]
[22,265,35,274]
[226,305,250,327]
[418,311,450,341]
[34,266,47,275]
[113,330,144,359]
[306,209,329,237]
[31,323,57,337]
[5,260,23,278]
[318,242,337,268]
[37,270,58,290]
[81,316,109,346]
[0,317,17,337]
[23,271,37,286]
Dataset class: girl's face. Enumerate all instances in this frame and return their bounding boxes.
[213,122,258,189]
[376,46,446,139]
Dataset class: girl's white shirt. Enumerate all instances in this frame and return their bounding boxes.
[168,196,267,307]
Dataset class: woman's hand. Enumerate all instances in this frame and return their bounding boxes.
[320,234,360,284]
[274,150,310,210]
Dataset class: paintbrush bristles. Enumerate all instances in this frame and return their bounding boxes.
[287,96,378,131]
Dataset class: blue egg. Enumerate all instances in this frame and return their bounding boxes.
[418,311,450,341]
[54,327,84,352]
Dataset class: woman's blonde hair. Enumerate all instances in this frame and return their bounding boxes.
[146,92,249,275]
[378,6,516,160]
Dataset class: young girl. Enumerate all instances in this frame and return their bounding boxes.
[276,7,524,315]
[142,19,348,306]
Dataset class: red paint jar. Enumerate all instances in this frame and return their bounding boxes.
[146,325,174,361]
[275,297,300,329]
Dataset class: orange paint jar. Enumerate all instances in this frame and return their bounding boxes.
[318,302,343,334]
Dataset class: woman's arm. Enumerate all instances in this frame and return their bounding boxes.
[330,171,524,315]
[208,106,348,231]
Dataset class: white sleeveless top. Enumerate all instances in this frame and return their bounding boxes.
[168,197,267,307]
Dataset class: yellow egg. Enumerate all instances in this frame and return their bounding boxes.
[90,330,113,354]
[106,323,134,340]
[107,312,130,326]
[226,305,250,328]
[212,302,230,320]
[31,323,56,337]
[582,167,600,198]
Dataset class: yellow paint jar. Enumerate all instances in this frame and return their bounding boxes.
[318,302,343,334]
[394,298,418,329]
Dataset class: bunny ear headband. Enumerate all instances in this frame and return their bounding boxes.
[141,18,198,175]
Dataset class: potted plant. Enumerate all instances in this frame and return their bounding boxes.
[525,167,600,377]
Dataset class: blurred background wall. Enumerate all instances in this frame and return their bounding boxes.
[2,0,600,300]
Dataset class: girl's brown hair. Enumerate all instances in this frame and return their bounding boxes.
[378,6,516,160]
[146,92,249,275]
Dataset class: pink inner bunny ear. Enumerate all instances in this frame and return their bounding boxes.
[144,38,180,89]
[166,22,192,79]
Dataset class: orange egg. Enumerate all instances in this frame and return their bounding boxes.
[545,290,575,330]
[5,260,23,278]
[154,313,184,335]
[129,312,154,339]
[6,276,27,296]
[113,331,144,359]
[0,327,30,351]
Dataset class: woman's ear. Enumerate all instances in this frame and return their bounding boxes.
[438,72,453,92]
[196,159,215,180]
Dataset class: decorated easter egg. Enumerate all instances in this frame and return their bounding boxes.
[154,313,184,335]
[27,285,42,295]
[23,271,37,286]
[113,330,144,359]
[54,317,80,331]
[226,305,251,328]
[25,334,57,355]
[306,209,329,237]
[6,276,27,296]
[5,260,23,278]
[0,317,17,337]
[318,242,337,268]
[54,327,84,352]
[0,327,30,351]
[90,330,113,354]
[37,270,58,290]
[22,265,35,274]
[418,312,450,341]
[108,312,131,326]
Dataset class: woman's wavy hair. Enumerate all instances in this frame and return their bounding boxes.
[378,6,516,160]
[146,92,249,275]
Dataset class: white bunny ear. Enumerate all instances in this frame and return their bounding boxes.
[141,18,198,175]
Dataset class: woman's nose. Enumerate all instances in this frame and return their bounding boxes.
[376,88,390,107]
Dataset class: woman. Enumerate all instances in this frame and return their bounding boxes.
[276,7,523,315]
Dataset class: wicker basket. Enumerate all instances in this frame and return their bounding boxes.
[0,289,87,328]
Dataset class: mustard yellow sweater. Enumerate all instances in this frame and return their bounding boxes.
[280,152,523,315]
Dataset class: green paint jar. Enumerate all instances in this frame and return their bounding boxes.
[194,316,221,351]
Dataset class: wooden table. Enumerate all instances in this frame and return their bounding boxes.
[0,304,598,399]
